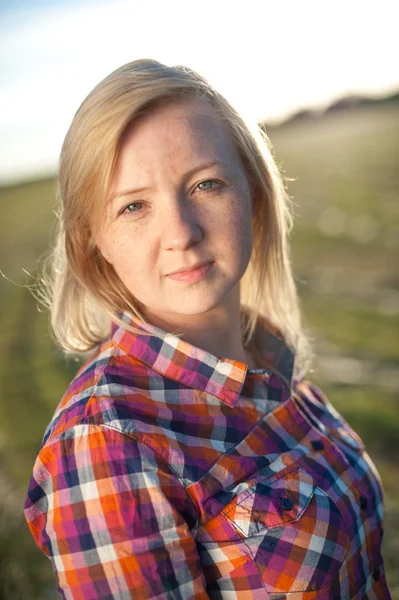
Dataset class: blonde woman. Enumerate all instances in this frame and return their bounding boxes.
[24,59,391,599]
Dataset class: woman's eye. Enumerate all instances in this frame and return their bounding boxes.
[119,182,220,216]
[197,180,218,192]
[122,202,143,214]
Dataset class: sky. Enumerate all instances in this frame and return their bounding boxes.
[1,0,398,184]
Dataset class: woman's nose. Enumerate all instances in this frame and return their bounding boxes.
[160,199,203,251]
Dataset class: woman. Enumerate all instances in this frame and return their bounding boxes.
[24,59,391,599]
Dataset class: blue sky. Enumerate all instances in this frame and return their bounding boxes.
[1,0,398,184]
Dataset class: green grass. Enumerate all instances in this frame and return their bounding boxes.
[301,293,399,362]
[1,103,398,597]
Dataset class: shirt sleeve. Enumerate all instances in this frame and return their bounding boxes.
[24,423,210,600]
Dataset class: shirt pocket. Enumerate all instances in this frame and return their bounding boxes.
[222,466,351,595]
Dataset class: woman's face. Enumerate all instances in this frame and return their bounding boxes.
[97,97,254,324]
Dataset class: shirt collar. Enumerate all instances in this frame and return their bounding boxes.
[111,310,295,407]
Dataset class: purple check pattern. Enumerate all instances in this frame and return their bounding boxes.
[24,312,391,599]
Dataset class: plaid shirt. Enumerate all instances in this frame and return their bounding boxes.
[24,312,391,599]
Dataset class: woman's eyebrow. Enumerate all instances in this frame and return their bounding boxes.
[109,160,229,202]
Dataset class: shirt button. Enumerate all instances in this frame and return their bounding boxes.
[280,496,294,511]
[311,440,324,451]
[360,495,368,510]
[373,567,381,582]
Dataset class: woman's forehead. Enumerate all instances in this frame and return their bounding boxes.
[117,98,240,170]
[126,96,221,133]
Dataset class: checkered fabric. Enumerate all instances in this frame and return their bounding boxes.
[24,312,391,599]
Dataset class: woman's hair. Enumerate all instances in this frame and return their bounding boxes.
[38,58,314,379]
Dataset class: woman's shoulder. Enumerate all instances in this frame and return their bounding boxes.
[292,377,366,452]
[41,338,149,447]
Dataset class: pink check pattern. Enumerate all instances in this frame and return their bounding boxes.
[24,312,391,599]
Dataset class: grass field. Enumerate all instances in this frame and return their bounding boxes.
[0,103,398,598]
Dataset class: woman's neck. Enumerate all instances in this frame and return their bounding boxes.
[141,298,256,367]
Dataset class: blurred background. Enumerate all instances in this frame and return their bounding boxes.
[0,0,398,597]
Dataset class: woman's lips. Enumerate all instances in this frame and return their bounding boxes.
[166,261,214,283]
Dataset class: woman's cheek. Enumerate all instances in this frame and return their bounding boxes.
[226,202,253,250]
[109,235,137,276]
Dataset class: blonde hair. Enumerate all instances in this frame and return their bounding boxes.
[38,58,313,379]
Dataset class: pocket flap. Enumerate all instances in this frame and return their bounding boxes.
[224,468,315,537]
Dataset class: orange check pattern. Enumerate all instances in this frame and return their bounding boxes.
[24,312,392,599]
